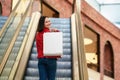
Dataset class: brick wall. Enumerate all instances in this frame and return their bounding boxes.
[0,0,12,16]
[81,1,120,80]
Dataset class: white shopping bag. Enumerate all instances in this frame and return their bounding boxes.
[43,32,63,56]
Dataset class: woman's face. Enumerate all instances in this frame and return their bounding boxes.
[44,17,51,29]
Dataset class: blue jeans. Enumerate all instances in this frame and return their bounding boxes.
[38,58,57,80]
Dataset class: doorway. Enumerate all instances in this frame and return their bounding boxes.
[104,41,114,78]
[0,2,2,15]
[41,1,59,17]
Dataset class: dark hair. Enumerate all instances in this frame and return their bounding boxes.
[37,16,46,32]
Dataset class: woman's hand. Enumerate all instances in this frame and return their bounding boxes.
[50,28,59,32]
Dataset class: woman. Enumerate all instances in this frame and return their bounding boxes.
[36,16,60,80]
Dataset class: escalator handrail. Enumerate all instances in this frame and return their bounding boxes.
[71,13,80,80]
[14,12,41,80]
[8,1,34,79]
[72,0,88,80]
[0,0,31,75]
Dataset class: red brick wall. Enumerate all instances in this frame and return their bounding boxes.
[81,1,120,80]
[0,0,12,16]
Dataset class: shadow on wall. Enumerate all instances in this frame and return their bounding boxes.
[0,2,2,15]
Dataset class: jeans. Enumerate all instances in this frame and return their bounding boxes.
[38,58,57,80]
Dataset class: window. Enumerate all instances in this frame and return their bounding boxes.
[84,26,100,72]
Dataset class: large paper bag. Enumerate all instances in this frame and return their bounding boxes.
[43,32,63,56]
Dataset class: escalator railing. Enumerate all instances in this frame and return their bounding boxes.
[75,0,89,80]
[0,0,32,76]
[0,17,30,80]
[71,14,80,80]
[14,12,41,80]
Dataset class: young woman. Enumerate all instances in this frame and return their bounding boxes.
[36,16,60,80]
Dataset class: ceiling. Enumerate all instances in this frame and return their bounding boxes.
[96,0,120,4]
[85,0,120,29]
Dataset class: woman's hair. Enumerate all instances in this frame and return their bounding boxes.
[37,16,46,32]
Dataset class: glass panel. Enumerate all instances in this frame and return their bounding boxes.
[84,26,100,72]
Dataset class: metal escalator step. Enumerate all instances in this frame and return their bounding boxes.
[0,16,8,19]
[4,60,14,67]
[0,38,11,42]
[1,68,11,76]
[0,76,8,80]
[57,62,71,69]
[0,44,8,49]
[29,54,71,61]
[63,33,70,37]
[8,54,17,60]
[51,25,70,29]
[26,68,71,77]
[24,77,39,80]
[19,31,26,36]
[63,43,71,48]
[58,55,71,61]
[56,78,71,80]
[27,61,38,68]
[30,49,71,56]
[63,38,71,43]
[50,18,70,24]
[0,16,8,29]
[31,47,37,53]
[24,77,71,80]
[27,60,71,69]
[14,42,22,47]
[56,69,71,77]
[63,48,71,52]
[30,47,71,55]
[11,47,20,53]
[0,50,5,54]
[26,68,39,76]
[29,54,37,60]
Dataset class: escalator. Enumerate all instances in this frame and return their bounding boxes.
[0,16,22,63]
[0,10,88,80]
[0,0,90,80]
[0,17,30,80]
[24,18,72,80]
[0,0,31,63]
[0,0,33,79]
[0,16,8,30]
